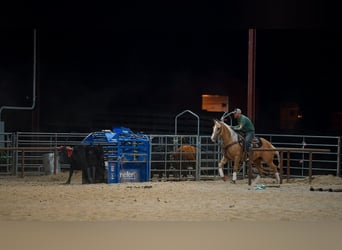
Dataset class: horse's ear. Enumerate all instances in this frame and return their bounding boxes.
[213,119,221,126]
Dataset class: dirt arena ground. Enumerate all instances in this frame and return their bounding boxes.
[1,172,342,250]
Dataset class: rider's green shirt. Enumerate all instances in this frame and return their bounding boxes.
[232,114,255,133]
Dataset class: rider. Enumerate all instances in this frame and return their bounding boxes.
[231,108,255,159]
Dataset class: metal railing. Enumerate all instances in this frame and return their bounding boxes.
[0,132,341,180]
[258,133,341,177]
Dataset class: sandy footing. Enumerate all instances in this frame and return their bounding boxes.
[1,172,342,249]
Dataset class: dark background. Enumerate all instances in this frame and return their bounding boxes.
[1,1,341,135]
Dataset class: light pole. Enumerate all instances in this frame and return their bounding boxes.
[247,28,256,124]
[0,29,37,133]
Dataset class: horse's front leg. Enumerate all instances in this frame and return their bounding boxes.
[218,156,228,181]
[231,158,240,184]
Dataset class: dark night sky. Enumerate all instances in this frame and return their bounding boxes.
[1,2,341,134]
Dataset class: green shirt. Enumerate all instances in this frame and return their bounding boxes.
[232,114,255,133]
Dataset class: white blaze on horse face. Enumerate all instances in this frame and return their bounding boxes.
[211,120,221,142]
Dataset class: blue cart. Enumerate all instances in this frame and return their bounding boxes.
[82,127,150,183]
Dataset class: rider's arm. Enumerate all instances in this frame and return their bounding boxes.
[232,122,243,131]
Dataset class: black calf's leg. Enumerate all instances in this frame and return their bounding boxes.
[91,166,96,183]
[66,168,74,184]
[86,167,96,184]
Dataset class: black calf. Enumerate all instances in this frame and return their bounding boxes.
[59,145,105,184]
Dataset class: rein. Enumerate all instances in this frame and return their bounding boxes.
[222,141,239,151]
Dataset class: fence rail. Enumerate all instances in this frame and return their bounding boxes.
[0,147,59,177]
[0,132,341,181]
[249,147,331,185]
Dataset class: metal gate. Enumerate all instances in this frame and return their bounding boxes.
[0,117,341,179]
[148,134,226,181]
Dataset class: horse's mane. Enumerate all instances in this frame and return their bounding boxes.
[220,120,239,142]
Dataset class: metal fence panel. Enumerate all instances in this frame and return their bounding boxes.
[15,132,87,175]
[0,132,15,175]
[258,133,341,177]
[0,132,340,180]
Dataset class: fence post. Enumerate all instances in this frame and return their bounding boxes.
[279,151,284,184]
[309,152,313,184]
[54,147,58,175]
[248,148,253,185]
[21,149,25,178]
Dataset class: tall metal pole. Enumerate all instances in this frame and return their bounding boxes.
[247,29,256,123]
[32,28,40,131]
[0,29,37,129]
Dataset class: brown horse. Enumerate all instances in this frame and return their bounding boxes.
[170,144,197,178]
[210,119,280,184]
[172,144,196,161]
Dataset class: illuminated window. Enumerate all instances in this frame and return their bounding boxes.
[202,95,229,112]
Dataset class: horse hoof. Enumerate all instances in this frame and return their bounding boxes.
[230,180,236,184]
[222,176,227,181]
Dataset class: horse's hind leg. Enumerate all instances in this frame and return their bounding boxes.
[252,159,263,186]
[267,162,280,184]
[273,164,280,184]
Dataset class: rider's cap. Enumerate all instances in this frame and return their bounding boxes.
[234,108,242,114]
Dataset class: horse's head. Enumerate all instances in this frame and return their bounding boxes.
[211,119,223,143]
[211,119,237,144]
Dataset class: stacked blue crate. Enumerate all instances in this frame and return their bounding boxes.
[82,127,150,183]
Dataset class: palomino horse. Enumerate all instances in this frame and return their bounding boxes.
[210,119,280,185]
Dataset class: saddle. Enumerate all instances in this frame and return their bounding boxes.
[236,132,262,148]
[251,137,262,148]
[237,133,263,158]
